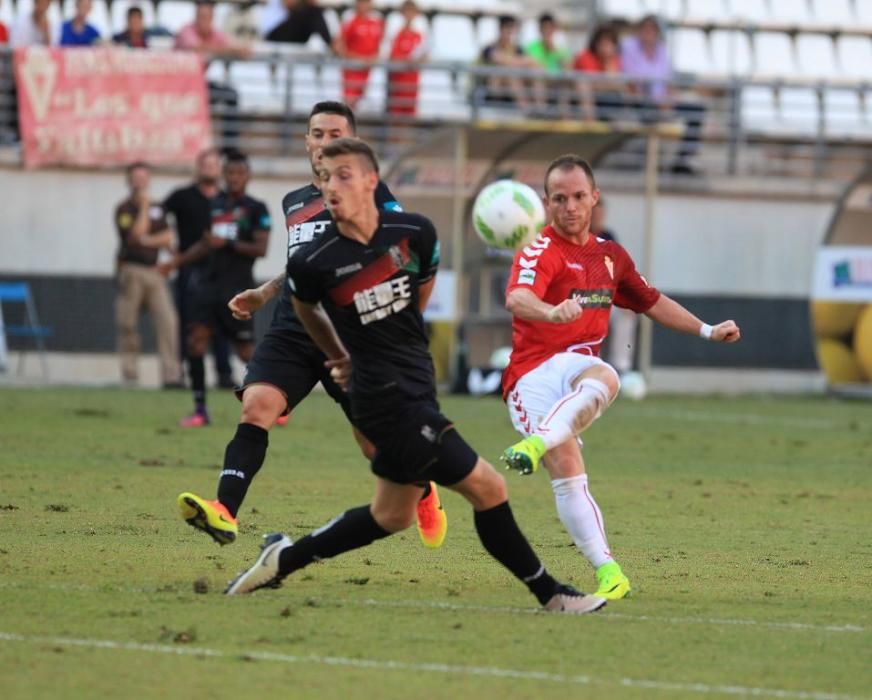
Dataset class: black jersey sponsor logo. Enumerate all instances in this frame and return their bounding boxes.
[288,220,330,258]
[569,287,613,308]
[353,275,413,326]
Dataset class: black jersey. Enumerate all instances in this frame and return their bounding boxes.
[286,210,440,405]
[271,180,401,342]
[163,183,213,254]
[198,191,271,289]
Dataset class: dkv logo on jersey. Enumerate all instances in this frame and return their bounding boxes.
[354,275,412,325]
[517,236,551,285]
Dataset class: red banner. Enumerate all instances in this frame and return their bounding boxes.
[14,48,212,168]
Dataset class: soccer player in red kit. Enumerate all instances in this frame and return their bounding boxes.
[501,155,741,600]
[337,0,384,107]
[387,0,427,115]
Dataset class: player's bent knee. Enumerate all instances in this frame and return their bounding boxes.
[240,385,286,428]
[371,506,416,533]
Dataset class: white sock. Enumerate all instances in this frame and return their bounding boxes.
[535,378,611,450]
[551,474,614,569]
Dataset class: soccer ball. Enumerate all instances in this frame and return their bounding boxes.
[472,180,546,250]
[620,371,648,401]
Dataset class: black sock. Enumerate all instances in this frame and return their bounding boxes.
[189,355,206,413]
[474,501,559,605]
[216,423,269,517]
[278,505,391,576]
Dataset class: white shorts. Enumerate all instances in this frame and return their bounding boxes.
[507,352,616,437]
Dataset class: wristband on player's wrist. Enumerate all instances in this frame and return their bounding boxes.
[699,323,714,340]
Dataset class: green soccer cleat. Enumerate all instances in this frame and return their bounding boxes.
[595,561,632,600]
[501,435,547,475]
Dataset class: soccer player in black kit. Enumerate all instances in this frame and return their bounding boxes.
[164,150,271,426]
[177,102,448,549]
[224,138,606,614]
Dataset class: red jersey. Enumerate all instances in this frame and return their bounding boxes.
[573,49,621,73]
[341,13,383,58]
[502,226,660,396]
[390,26,424,61]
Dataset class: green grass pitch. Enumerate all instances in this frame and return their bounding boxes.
[0,387,870,699]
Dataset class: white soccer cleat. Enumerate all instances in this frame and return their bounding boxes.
[543,584,607,614]
[225,533,292,595]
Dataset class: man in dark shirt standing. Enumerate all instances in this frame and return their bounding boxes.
[164,150,271,426]
[224,138,605,614]
[265,0,332,47]
[177,102,447,552]
[114,162,181,388]
[163,148,236,389]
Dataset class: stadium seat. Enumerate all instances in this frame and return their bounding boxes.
[0,282,51,379]
[796,34,839,78]
[476,15,498,48]
[418,69,470,119]
[671,27,711,74]
[684,0,725,21]
[778,86,822,135]
[710,29,752,75]
[851,0,872,24]
[836,36,872,78]
[767,1,812,24]
[83,0,112,37]
[813,0,855,24]
[647,0,686,20]
[602,0,644,20]
[824,87,868,137]
[156,0,192,33]
[729,0,769,23]
[430,15,479,62]
[753,32,798,78]
[741,84,778,131]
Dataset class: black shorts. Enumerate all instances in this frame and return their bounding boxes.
[355,397,478,486]
[189,284,255,343]
[236,328,351,419]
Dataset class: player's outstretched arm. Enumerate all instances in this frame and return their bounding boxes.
[291,297,352,389]
[645,294,741,343]
[506,288,582,324]
[228,272,286,320]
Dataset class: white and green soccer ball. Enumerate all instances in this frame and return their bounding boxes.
[472,180,546,250]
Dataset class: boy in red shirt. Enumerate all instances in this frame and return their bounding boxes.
[387,0,427,115]
[337,0,384,107]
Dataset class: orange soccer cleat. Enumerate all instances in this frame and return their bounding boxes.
[416,482,447,549]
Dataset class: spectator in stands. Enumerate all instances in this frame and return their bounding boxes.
[10,0,54,46]
[525,12,573,117]
[60,0,101,47]
[620,15,705,174]
[386,0,428,116]
[265,0,333,48]
[478,15,545,114]
[526,13,569,74]
[336,0,384,108]
[175,0,250,58]
[162,148,237,389]
[175,0,251,147]
[113,6,151,48]
[115,162,183,389]
[0,8,8,45]
[591,198,637,375]
[574,23,625,121]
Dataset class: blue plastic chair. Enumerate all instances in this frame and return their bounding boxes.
[0,282,52,379]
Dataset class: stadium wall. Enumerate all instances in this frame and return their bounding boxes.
[0,167,833,392]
